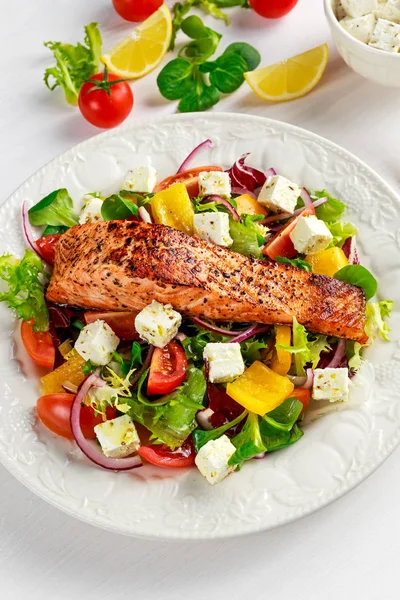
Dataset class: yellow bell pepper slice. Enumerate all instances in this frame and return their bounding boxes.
[151,182,194,235]
[235,194,268,217]
[305,247,348,278]
[226,361,294,416]
[270,325,292,376]
[41,349,86,394]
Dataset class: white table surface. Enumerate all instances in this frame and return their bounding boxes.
[1,0,400,598]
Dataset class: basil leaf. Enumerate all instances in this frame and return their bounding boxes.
[157,58,194,100]
[101,194,138,221]
[29,188,78,227]
[313,190,345,222]
[275,256,312,271]
[222,42,261,70]
[178,82,219,112]
[334,265,378,300]
[209,54,248,93]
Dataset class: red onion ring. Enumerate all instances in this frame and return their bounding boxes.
[231,186,257,199]
[200,195,240,221]
[22,201,40,256]
[301,188,312,206]
[261,196,329,224]
[70,372,142,471]
[130,345,155,387]
[230,324,270,344]
[175,332,187,342]
[196,407,215,430]
[325,339,346,368]
[138,206,152,224]
[177,139,212,173]
[254,452,266,460]
[192,317,247,337]
[303,368,314,389]
[265,168,277,177]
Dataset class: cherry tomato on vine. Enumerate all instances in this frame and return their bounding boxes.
[249,0,298,18]
[112,0,163,22]
[78,67,134,129]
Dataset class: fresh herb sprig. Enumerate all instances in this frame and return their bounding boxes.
[157,17,260,113]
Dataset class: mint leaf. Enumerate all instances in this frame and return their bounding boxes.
[222,42,261,70]
[157,57,195,100]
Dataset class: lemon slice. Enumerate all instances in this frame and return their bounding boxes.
[101,5,172,79]
[245,44,329,103]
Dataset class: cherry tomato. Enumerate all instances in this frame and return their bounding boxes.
[84,311,139,340]
[36,234,61,266]
[112,0,163,22]
[147,341,188,396]
[289,387,311,417]
[153,166,223,198]
[36,393,118,440]
[138,438,195,468]
[78,71,134,129]
[21,321,55,369]
[263,204,315,260]
[249,0,298,18]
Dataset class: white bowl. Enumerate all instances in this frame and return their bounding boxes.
[324,0,400,86]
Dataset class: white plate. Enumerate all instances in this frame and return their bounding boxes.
[0,113,399,540]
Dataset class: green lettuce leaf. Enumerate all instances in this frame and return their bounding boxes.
[313,190,345,222]
[327,221,359,247]
[263,397,303,432]
[192,410,247,452]
[276,317,331,375]
[28,188,78,227]
[365,300,394,342]
[0,250,49,331]
[347,341,363,371]
[229,215,264,258]
[44,23,102,105]
[128,366,206,449]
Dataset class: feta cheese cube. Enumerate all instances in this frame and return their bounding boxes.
[375,0,400,22]
[198,171,231,198]
[336,0,347,20]
[289,215,333,254]
[121,166,158,193]
[340,14,376,43]
[79,195,104,225]
[134,301,182,348]
[75,320,120,366]
[195,435,236,485]
[257,175,301,214]
[95,415,140,458]
[342,0,377,17]
[312,368,350,403]
[193,212,233,247]
[369,18,400,51]
[203,343,245,384]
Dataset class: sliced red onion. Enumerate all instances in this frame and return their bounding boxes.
[303,368,314,389]
[265,168,277,177]
[138,206,152,224]
[288,374,307,386]
[175,332,187,342]
[261,196,329,224]
[62,381,79,393]
[177,139,212,173]
[254,452,266,460]
[196,407,215,430]
[22,202,40,256]
[200,195,240,221]
[342,237,360,265]
[192,317,246,337]
[301,188,312,206]
[130,345,155,387]
[325,339,346,368]
[230,324,270,344]
[70,372,142,471]
[231,186,257,199]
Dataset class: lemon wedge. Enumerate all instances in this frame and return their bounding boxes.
[101,5,172,79]
[245,44,329,102]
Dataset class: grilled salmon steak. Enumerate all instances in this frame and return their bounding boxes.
[47,221,367,343]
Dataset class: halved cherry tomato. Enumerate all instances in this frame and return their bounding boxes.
[289,387,311,417]
[36,234,61,266]
[21,321,55,369]
[138,438,195,468]
[84,311,139,340]
[112,0,162,22]
[263,204,315,260]
[153,166,223,198]
[147,341,188,396]
[36,393,117,439]
[249,0,298,18]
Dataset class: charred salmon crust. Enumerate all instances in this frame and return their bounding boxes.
[47,221,368,343]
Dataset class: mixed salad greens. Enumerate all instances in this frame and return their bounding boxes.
[0,141,393,484]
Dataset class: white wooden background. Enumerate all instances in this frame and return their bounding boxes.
[1,0,400,598]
